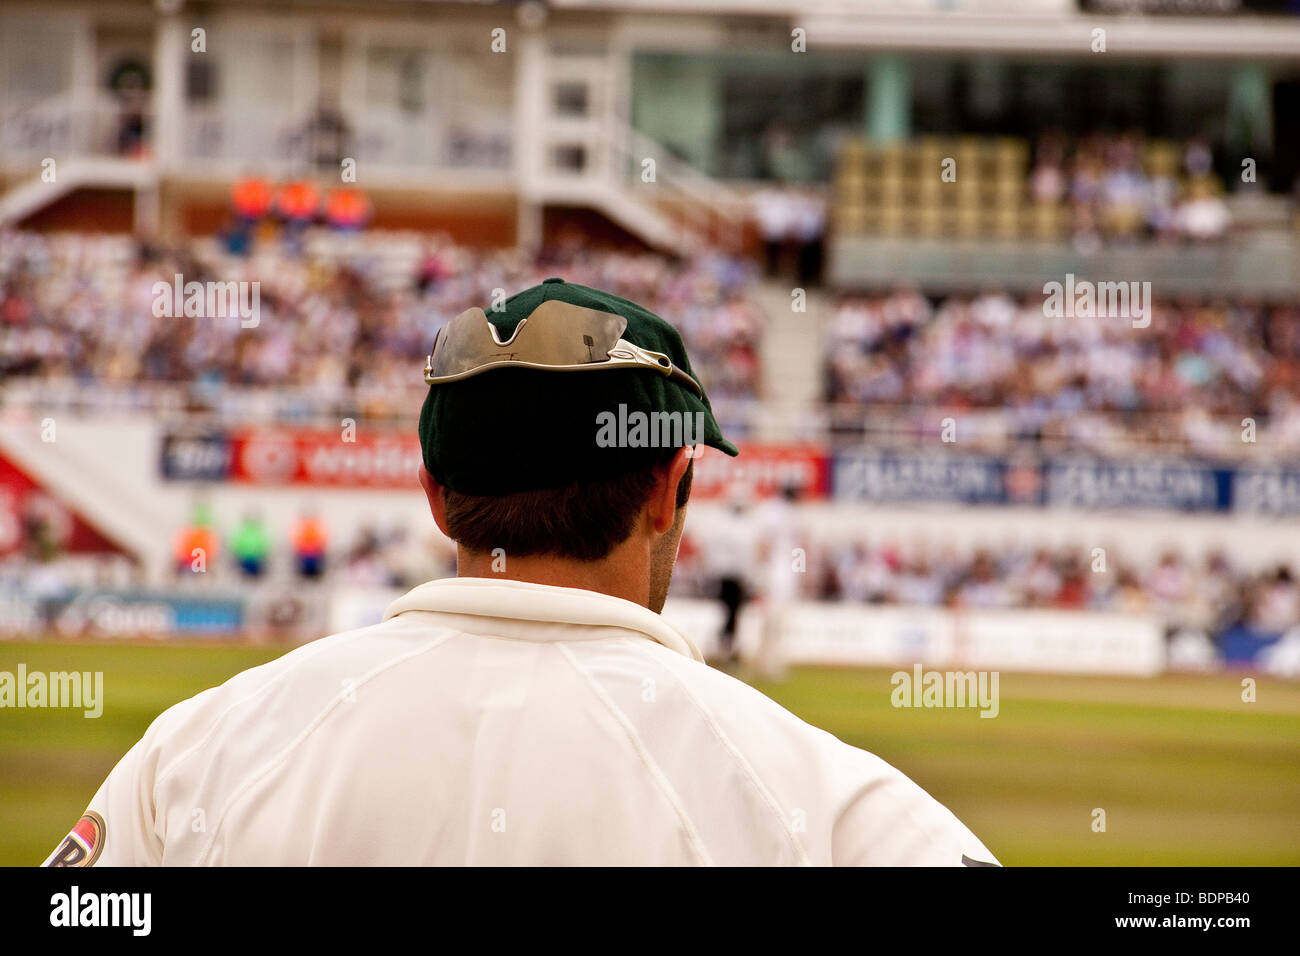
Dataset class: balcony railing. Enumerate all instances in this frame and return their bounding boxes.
[179,105,514,176]
[0,94,153,163]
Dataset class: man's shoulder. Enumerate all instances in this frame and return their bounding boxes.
[570,635,855,767]
[631,651,1000,865]
[145,616,454,771]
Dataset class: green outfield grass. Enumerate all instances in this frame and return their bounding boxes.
[2,641,1297,866]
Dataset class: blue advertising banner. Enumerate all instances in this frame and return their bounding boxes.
[37,590,246,638]
[1231,468,1300,516]
[159,431,231,482]
[832,450,1300,514]
[1044,459,1232,512]
[832,451,1013,505]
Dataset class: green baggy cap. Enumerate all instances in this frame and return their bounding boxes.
[419,277,739,495]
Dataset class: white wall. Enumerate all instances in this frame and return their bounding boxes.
[0,416,436,584]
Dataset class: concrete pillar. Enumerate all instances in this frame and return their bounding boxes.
[516,198,542,256]
[70,15,96,153]
[134,181,160,237]
[152,13,185,172]
[630,55,719,175]
[1226,62,1271,156]
[514,32,546,195]
[866,55,910,144]
[513,30,547,255]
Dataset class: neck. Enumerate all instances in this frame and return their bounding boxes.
[456,546,649,609]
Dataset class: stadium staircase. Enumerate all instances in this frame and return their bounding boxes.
[522,120,749,256]
[750,280,833,442]
[0,155,156,227]
[518,49,748,257]
[0,420,162,577]
[589,124,748,255]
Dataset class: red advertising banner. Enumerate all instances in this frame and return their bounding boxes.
[228,429,423,489]
[225,428,829,498]
[0,453,124,556]
[689,442,830,500]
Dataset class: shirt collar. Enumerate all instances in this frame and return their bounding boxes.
[383,577,704,662]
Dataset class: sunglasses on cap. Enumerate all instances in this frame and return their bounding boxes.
[423,300,703,399]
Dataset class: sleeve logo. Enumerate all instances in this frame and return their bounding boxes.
[45,811,106,867]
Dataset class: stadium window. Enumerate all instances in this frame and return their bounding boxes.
[397,52,425,115]
[553,82,589,119]
[186,57,214,103]
[4,19,74,98]
[553,143,587,173]
[718,68,863,182]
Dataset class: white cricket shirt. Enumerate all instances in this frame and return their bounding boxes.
[45,578,998,866]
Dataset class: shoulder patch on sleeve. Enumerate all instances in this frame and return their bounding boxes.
[44,811,106,867]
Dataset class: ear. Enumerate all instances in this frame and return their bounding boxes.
[648,446,694,535]
[419,464,452,538]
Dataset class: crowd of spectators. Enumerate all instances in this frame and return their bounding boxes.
[1028,131,1232,246]
[167,505,455,591]
[824,287,1300,458]
[672,528,1300,658]
[164,506,1300,650]
[0,230,765,421]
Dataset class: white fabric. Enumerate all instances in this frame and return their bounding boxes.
[48,577,997,866]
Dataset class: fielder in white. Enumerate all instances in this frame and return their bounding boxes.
[45,280,998,867]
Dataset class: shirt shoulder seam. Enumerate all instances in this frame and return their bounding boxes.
[647,648,812,864]
[187,631,458,865]
[554,642,715,866]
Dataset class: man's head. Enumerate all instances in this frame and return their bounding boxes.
[420,448,692,612]
[416,278,737,611]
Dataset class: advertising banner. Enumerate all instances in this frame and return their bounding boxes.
[832,449,1285,514]
[226,429,422,488]
[691,442,830,500]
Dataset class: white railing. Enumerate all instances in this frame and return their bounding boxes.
[526,110,750,253]
[612,123,749,250]
[0,92,153,163]
[178,105,514,175]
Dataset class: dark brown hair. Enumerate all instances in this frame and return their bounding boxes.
[443,459,693,562]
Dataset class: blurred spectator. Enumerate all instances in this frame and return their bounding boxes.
[674,528,1300,655]
[823,287,1291,459]
[1176,179,1231,242]
[1029,134,1067,204]
[275,181,321,254]
[306,102,352,172]
[230,512,272,579]
[791,188,827,287]
[109,63,149,158]
[232,175,274,220]
[292,509,328,579]
[343,525,388,586]
[0,232,763,411]
[325,187,372,231]
[1027,131,1230,244]
[1100,135,1149,242]
[761,123,812,183]
[174,502,218,576]
[700,498,758,663]
[751,183,796,278]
